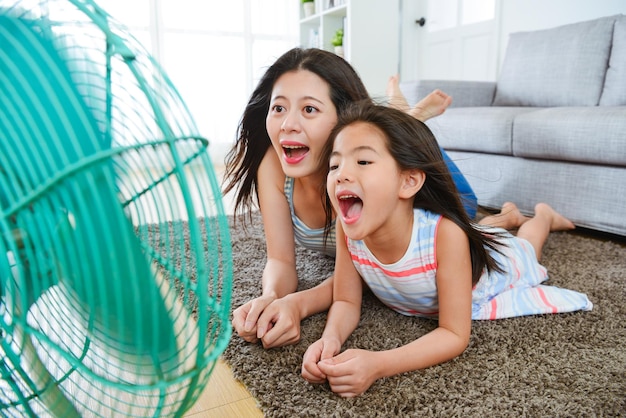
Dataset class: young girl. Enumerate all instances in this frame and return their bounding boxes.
[301,103,593,397]
[222,47,477,348]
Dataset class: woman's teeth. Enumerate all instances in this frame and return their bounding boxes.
[284,145,308,158]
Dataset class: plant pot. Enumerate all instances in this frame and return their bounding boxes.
[334,45,344,58]
[303,2,315,18]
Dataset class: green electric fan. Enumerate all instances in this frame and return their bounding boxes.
[0,0,232,416]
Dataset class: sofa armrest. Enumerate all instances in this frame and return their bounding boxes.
[399,79,497,108]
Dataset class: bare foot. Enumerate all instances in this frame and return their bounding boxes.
[534,203,576,231]
[408,89,452,122]
[386,76,452,122]
[479,202,530,230]
[386,74,410,112]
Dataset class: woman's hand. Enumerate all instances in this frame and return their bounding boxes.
[316,348,381,398]
[231,295,276,343]
[232,293,306,348]
[256,294,304,348]
[301,337,342,384]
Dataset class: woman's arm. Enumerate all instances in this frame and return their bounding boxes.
[257,275,334,348]
[257,148,299,298]
[231,149,298,343]
[316,217,473,397]
[232,148,335,347]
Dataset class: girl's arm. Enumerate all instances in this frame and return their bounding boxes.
[323,222,364,342]
[302,223,363,381]
[316,217,473,397]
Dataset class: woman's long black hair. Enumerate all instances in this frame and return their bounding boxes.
[321,102,505,285]
[222,47,370,222]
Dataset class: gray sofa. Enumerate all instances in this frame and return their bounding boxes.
[400,14,626,236]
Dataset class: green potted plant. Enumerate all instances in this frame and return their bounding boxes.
[302,0,315,18]
[331,28,344,57]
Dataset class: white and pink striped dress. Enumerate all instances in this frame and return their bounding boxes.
[347,208,593,320]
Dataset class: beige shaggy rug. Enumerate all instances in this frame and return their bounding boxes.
[222,211,626,417]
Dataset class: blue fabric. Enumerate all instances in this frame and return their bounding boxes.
[441,148,477,218]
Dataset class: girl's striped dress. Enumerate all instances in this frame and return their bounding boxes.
[347,208,592,320]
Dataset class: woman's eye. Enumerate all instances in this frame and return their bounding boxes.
[273,105,285,113]
[304,106,317,114]
[357,160,371,165]
[328,163,338,171]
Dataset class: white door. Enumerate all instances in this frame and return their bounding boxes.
[400,0,499,81]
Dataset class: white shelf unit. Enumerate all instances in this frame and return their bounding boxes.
[299,0,399,98]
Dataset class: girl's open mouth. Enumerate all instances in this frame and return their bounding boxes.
[338,194,363,224]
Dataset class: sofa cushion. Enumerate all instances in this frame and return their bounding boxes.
[425,107,538,155]
[493,15,618,107]
[600,15,626,106]
[512,107,626,167]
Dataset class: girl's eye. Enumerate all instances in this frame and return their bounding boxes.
[272,105,285,113]
[304,105,317,114]
[328,164,338,171]
[357,160,371,166]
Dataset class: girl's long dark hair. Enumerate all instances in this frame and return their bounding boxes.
[222,47,370,222]
[321,103,505,285]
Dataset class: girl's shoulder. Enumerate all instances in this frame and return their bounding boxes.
[413,207,441,220]
[411,208,443,248]
[413,208,464,242]
[413,207,443,229]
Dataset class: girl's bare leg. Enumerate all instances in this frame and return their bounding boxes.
[516,203,575,261]
[386,75,452,122]
[479,202,530,230]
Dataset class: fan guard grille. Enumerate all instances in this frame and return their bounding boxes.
[0,1,232,416]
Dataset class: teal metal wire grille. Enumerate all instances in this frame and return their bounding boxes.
[0,1,232,416]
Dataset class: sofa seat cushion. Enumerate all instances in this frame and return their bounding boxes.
[600,14,626,106]
[512,107,626,166]
[425,107,538,155]
[493,15,618,107]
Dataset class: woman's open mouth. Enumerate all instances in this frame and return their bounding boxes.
[283,144,309,164]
